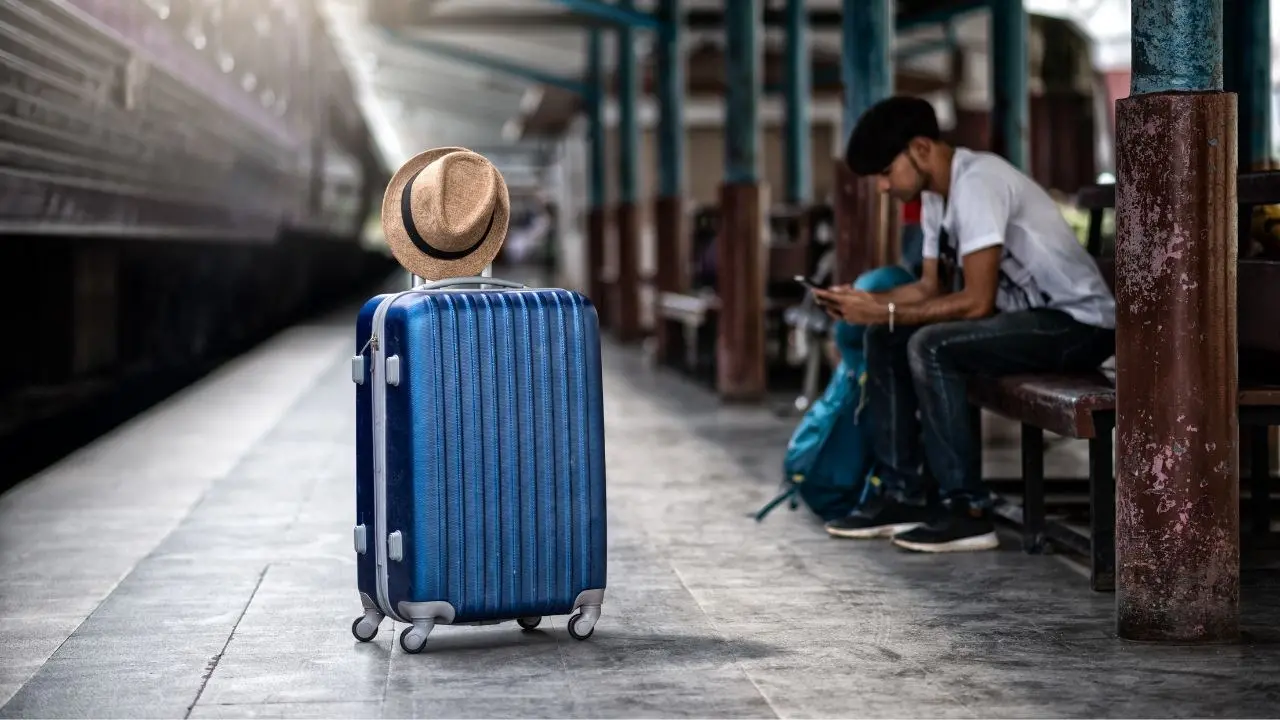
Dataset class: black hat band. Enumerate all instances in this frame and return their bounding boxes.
[400,167,495,260]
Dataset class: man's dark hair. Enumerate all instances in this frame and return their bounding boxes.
[843,95,941,176]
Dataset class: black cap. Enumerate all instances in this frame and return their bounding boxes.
[844,96,940,176]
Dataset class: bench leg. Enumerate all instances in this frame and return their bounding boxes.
[1250,424,1273,539]
[1089,414,1116,592]
[1086,208,1104,256]
[1020,423,1047,553]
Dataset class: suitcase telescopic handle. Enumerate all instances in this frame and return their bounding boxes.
[416,277,527,291]
[359,276,530,356]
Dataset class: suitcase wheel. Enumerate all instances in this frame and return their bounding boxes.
[351,612,382,643]
[517,616,543,631]
[399,624,432,654]
[568,612,596,641]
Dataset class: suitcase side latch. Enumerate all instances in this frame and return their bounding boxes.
[353,524,367,554]
[351,356,365,385]
[385,355,401,386]
[387,531,404,562]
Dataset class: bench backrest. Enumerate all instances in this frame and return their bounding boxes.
[1077,171,1280,210]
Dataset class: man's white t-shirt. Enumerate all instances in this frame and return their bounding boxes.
[920,147,1116,330]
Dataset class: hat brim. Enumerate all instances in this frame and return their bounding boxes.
[380,147,511,281]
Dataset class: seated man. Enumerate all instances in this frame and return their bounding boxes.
[813,96,1116,553]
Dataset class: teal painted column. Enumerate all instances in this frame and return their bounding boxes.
[615,0,642,341]
[654,0,687,303]
[784,0,811,204]
[841,0,892,144]
[836,0,893,284]
[989,0,1028,169]
[719,0,766,401]
[617,1,639,205]
[587,29,606,211]
[586,27,608,315]
[656,0,683,198]
[1224,0,1271,170]
[725,0,761,184]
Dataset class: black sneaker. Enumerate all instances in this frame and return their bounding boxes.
[891,505,1000,552]
[824,499,933,539]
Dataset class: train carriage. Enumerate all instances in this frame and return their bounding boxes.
[0,0,381,242]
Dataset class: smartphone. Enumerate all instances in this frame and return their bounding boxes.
[794,275,821,291]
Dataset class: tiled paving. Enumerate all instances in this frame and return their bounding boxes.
[2,302,1280,718]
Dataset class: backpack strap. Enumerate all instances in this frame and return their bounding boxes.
[753,481,800,522]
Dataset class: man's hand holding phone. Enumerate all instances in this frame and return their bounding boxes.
[808,282,884,325]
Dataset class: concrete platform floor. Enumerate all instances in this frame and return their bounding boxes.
[3,303,1280,719]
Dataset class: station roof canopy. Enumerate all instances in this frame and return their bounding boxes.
[324,0,1253,181]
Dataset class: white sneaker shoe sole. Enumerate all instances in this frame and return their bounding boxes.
[825,522,922,540]
[892,531,1000,553]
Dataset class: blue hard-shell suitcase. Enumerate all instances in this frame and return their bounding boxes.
[349,276,607,653]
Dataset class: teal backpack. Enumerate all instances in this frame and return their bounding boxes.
[755,265,917,523]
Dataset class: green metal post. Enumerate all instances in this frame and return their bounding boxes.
[989,0,1028,170]
[785,0,811,204]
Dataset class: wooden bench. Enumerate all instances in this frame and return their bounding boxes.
[976,372,1280,591]
[656,291,718,384]
[654,291,802,391]
[972,172,1280,592]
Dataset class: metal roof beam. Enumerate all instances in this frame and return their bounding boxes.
[380,1,984,32]
[382,30,587,95]
[547,0,665,32]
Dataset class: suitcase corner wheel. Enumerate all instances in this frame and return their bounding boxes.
[567,605,601,641]
[351,607,384,643]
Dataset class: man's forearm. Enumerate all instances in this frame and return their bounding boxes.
[881,290,992,326]
[867,280,935,305]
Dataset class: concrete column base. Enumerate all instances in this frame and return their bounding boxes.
[613,202,642,343]
[716,182,766,402]
[1115,90,1240,643]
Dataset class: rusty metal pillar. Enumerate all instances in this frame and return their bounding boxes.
[834,0,893,284]
[1115,0,1240,643]
[717,0,765,401]
[614,0,642,342]
[586,27,609,325]
[654,0,686,360]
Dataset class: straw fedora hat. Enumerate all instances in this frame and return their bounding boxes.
[381,147,510,280]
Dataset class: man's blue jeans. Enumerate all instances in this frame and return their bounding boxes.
[864,309,1115,510]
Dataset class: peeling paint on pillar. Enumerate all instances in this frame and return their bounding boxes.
[1115,91,1239,643]
[1130,0,1224,95]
